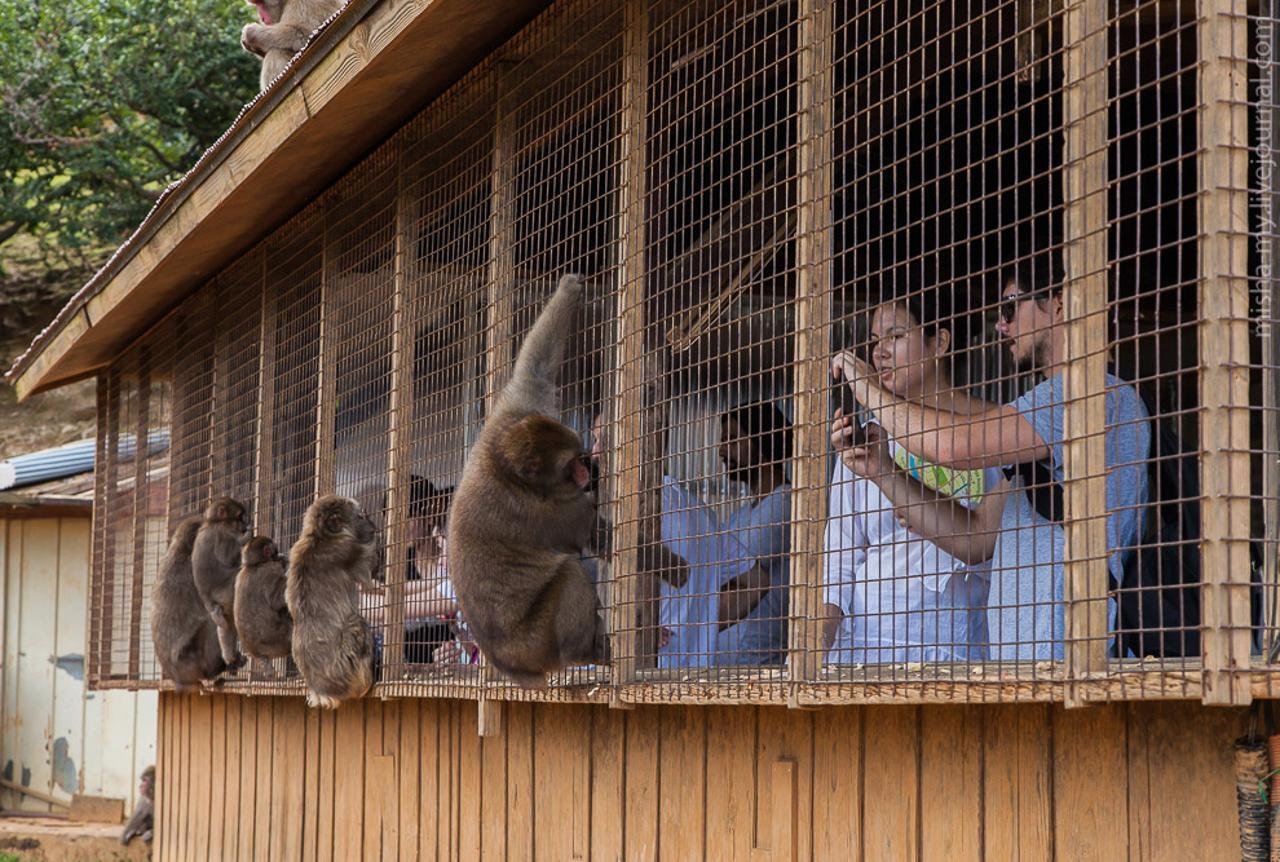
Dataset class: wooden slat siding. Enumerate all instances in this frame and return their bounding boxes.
[1198,0,1253,705]
[789,0,835,691]
[88,373,109,686]
[381,701,402,861]
[254,254,277,538]
[191,695,214,862]
[238,694,259,861]
[657,706,706,860]
[505,701,535,862]
[383,140,410,681]
[984,704,1053,860]
[920,706,983,862]
[590,703,625,861]
[1126,702,1241,860]
[334,701,366,860]
[314,200,337,498]
[757,706,814,861]
[361,699,384,862]
[418,697,442,859]
[127,348,150,678]
[253,695,276,861]
[458,702,482,859]
[1054,704,1128,860]
[207,695,227,862]
[318,699,338,861]
[1061,0,1111,702]
[705,706,757,859]
[862,706,921,860]
[624,706,660,861]
[398,699,421,859]
[812,705,861,862]
[281,698,309,861]
[223,694,243,859]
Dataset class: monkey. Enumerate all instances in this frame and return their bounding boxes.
[120,765,154,845]
[241,0,346,91]
[234,536,293,660]
[286,495,381,709]
[448,274,609,687]
[151,517,227,691]
[191,497,251,670]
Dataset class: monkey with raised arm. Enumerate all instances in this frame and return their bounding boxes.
[287,495,381,709]
[151,518,227,691]
[120,765,154,845]
[192,497,250,670]
[448,274,607,687]
[241,0,345,91]
[234,536,293,660]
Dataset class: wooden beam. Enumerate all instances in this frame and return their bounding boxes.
[787,0,834,697]
[128,347,151,679]
[314,200,337,498]
[610,0,654,700]
[383,143,411,681]
[1060,0,1111,707]
[1198,0,1252,705]
[88,373,109,687]
[98,371,121,681]
[253,251,277,536]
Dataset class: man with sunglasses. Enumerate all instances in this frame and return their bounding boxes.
[835,258,1149,661]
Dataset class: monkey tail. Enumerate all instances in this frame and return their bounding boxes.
[499,274,582,416]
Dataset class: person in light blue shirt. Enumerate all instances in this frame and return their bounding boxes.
[837,256,1149,661]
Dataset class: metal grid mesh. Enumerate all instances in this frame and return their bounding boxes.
[84,0,1277,707]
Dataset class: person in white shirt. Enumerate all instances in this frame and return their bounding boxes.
[823,289,1005,664]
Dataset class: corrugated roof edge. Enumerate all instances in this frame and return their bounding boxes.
[4,0,380,387]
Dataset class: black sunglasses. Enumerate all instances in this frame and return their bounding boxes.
[998,285,1055,323]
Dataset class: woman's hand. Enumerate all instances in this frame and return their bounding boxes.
[841,422,895,481]
[831,350,886,412]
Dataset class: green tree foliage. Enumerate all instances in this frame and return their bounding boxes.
[0,0,259,272]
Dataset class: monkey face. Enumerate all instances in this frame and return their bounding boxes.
[243,536,281,566]
[208,497,250,535]
[248,0,286,26]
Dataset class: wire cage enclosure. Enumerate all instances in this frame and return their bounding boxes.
[85,0,1280,708]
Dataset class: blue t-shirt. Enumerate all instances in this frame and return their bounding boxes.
[988,373,1150,661]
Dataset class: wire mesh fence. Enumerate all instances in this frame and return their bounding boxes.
[83,0,1279,707]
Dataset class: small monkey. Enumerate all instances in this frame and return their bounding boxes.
[241,0,345,91]
[151,517,227,691]
[286,495,381,709]
[448,274,607,687]
[192,497,250,669]
[234,536,293,660]
[120,765,154,845]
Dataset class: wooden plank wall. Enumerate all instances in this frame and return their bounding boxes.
[156,693,1248,861]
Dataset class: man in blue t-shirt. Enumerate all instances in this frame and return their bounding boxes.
[836,262,1149,661]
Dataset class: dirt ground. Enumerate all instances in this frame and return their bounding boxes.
[0,815,149,862]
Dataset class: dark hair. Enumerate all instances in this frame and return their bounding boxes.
[408,475,452,526]
[875,269,972,356]
[720,402,793,465]
[1003,249,1064,303]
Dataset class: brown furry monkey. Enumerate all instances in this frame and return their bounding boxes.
[120,765,154,845]
[234,536,293,660]
[286,495,381,709]
[448,274,607,687]
[151,517,227,691]
[192,497,250,669]
[241,0,345,91]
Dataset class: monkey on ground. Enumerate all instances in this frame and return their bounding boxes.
[287,495,381,709]
[448,274,608,687]
[120,765,154,845]
[241,0,346,91]
[234,536,293,660]
[151,518,227,691]
[192,497,251,670]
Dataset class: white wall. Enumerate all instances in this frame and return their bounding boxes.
[0,515,157,813]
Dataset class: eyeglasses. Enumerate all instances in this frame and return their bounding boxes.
[998,285,1055,323]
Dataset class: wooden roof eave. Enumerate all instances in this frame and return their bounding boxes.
[7,0,552,401]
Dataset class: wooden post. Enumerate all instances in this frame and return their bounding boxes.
[384,144,411,682]
[128,348,152,679]
[1060,0,1111,707]
[477,66,518,707]
[787,0,834,698]
[610,0,656,701]
[1199,0,1253,705]
[88,373,110,686]
[254,250,277,536]
[315,198,338,498]
[99,372,121,680]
